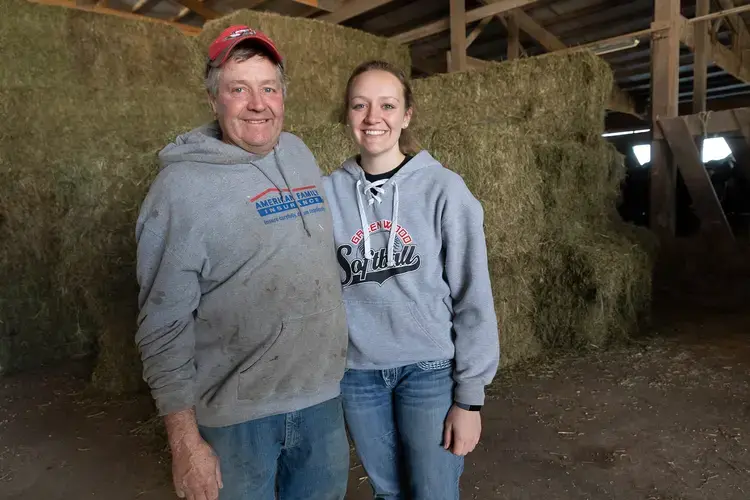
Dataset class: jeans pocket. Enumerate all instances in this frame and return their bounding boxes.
[416,359,453,371]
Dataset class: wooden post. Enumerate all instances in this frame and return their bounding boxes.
[650,0,681,239]
[507,12,520,59]
[658,117,734,243]
[450,0,468,72]
[693,0,710,113]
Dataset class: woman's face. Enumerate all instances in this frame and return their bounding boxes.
[346,70,412,158]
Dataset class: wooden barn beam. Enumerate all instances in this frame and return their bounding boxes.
[478,0,638,116]
[28,0,202,34]
[392,0,539,44]
[173,0,219,19]
[693,0,711,113]
[716,0,750,50]
[467,16,493,47]
[510,8,566,51]
[681,17,750,83]
[130,0,150,13]
[654,107,750,138]
[291,0,342,12]
[449,0,468,72]
[171,6,191,22]
[657,117,734,243]
[650,0,681,240]
[506,12,520,59]
[317,0,396,23]
[693,0,710,113]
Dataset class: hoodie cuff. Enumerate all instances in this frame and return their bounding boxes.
[454,381,486,407]
[153,386,196,417]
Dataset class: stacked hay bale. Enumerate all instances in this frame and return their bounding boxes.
[0,1,406,390]
[414,53,654,365]
[1,0,651,390]
[0,0,209,387]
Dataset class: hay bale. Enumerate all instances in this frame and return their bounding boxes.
[198,9,411,127]
[421,123,653,364]
[0,0,203,90]
[412,51,613,141]
[0,80,207,385]
[422,125,546,365]
[288,124,358,175]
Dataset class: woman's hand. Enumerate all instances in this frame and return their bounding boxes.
[443,404,482,456]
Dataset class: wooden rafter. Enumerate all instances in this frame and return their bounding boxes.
[479,0,638,116]
[716,0,750,50]
[171,6,191,22]
[650,0,681,239]
[653,107,750,138]
[495,14,528,57]
[657,116,734,242]
[693,0,710,113]
[449,0,468,72]
[467,16,493,47]
[28,0,201,34]
[130,0,152,13]
[290,0,340,12]
[681,16,750,83]
[318,0,395,24]
[392,0,540,44]
[172,0,219,19]
[507,12,520,59]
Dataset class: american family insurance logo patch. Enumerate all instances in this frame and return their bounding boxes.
[249,185,326,224]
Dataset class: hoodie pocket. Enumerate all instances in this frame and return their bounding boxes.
[237,302,348,403]
[344,300,452,365]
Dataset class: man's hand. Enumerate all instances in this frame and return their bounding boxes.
[165,409,223,500]
[443,404,482,456]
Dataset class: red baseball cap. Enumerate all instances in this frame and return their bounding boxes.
[207,25,283,68]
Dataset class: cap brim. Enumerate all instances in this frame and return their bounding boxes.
[209,36,283,68]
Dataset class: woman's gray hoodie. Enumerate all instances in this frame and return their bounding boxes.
[323,150,499,406]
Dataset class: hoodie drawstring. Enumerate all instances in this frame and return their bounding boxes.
[355,178,400,266]
[274,153,312,237]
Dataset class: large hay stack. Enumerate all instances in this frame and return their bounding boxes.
[0,0,652,390]
[0,0,407,390]
[415,53,654,365]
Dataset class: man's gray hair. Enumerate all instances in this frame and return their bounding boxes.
[205,44,287,98]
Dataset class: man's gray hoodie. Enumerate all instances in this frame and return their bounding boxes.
[323,150,500,406]
[135,122,347,428]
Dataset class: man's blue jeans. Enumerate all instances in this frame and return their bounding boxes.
[199,396,349,500]
[341,361,464,500]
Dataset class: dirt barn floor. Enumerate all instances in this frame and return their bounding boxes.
[2,278,750,500]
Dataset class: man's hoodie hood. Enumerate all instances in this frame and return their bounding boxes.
[159,121,274,169]
[157,121,316,236]
[338,150,441,268]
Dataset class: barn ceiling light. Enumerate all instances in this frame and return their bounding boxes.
[590,37,640,56]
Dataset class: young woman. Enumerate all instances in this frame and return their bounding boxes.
[323,60,500,499]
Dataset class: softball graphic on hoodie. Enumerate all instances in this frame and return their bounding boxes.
[323,150,500,407]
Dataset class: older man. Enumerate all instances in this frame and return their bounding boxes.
[134,26,349,500]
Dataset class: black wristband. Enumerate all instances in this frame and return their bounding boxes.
[455,402,482,412]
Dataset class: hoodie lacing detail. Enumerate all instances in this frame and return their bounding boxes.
[355,178,400,266]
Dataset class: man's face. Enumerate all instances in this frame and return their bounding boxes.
[210,55,284,155]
